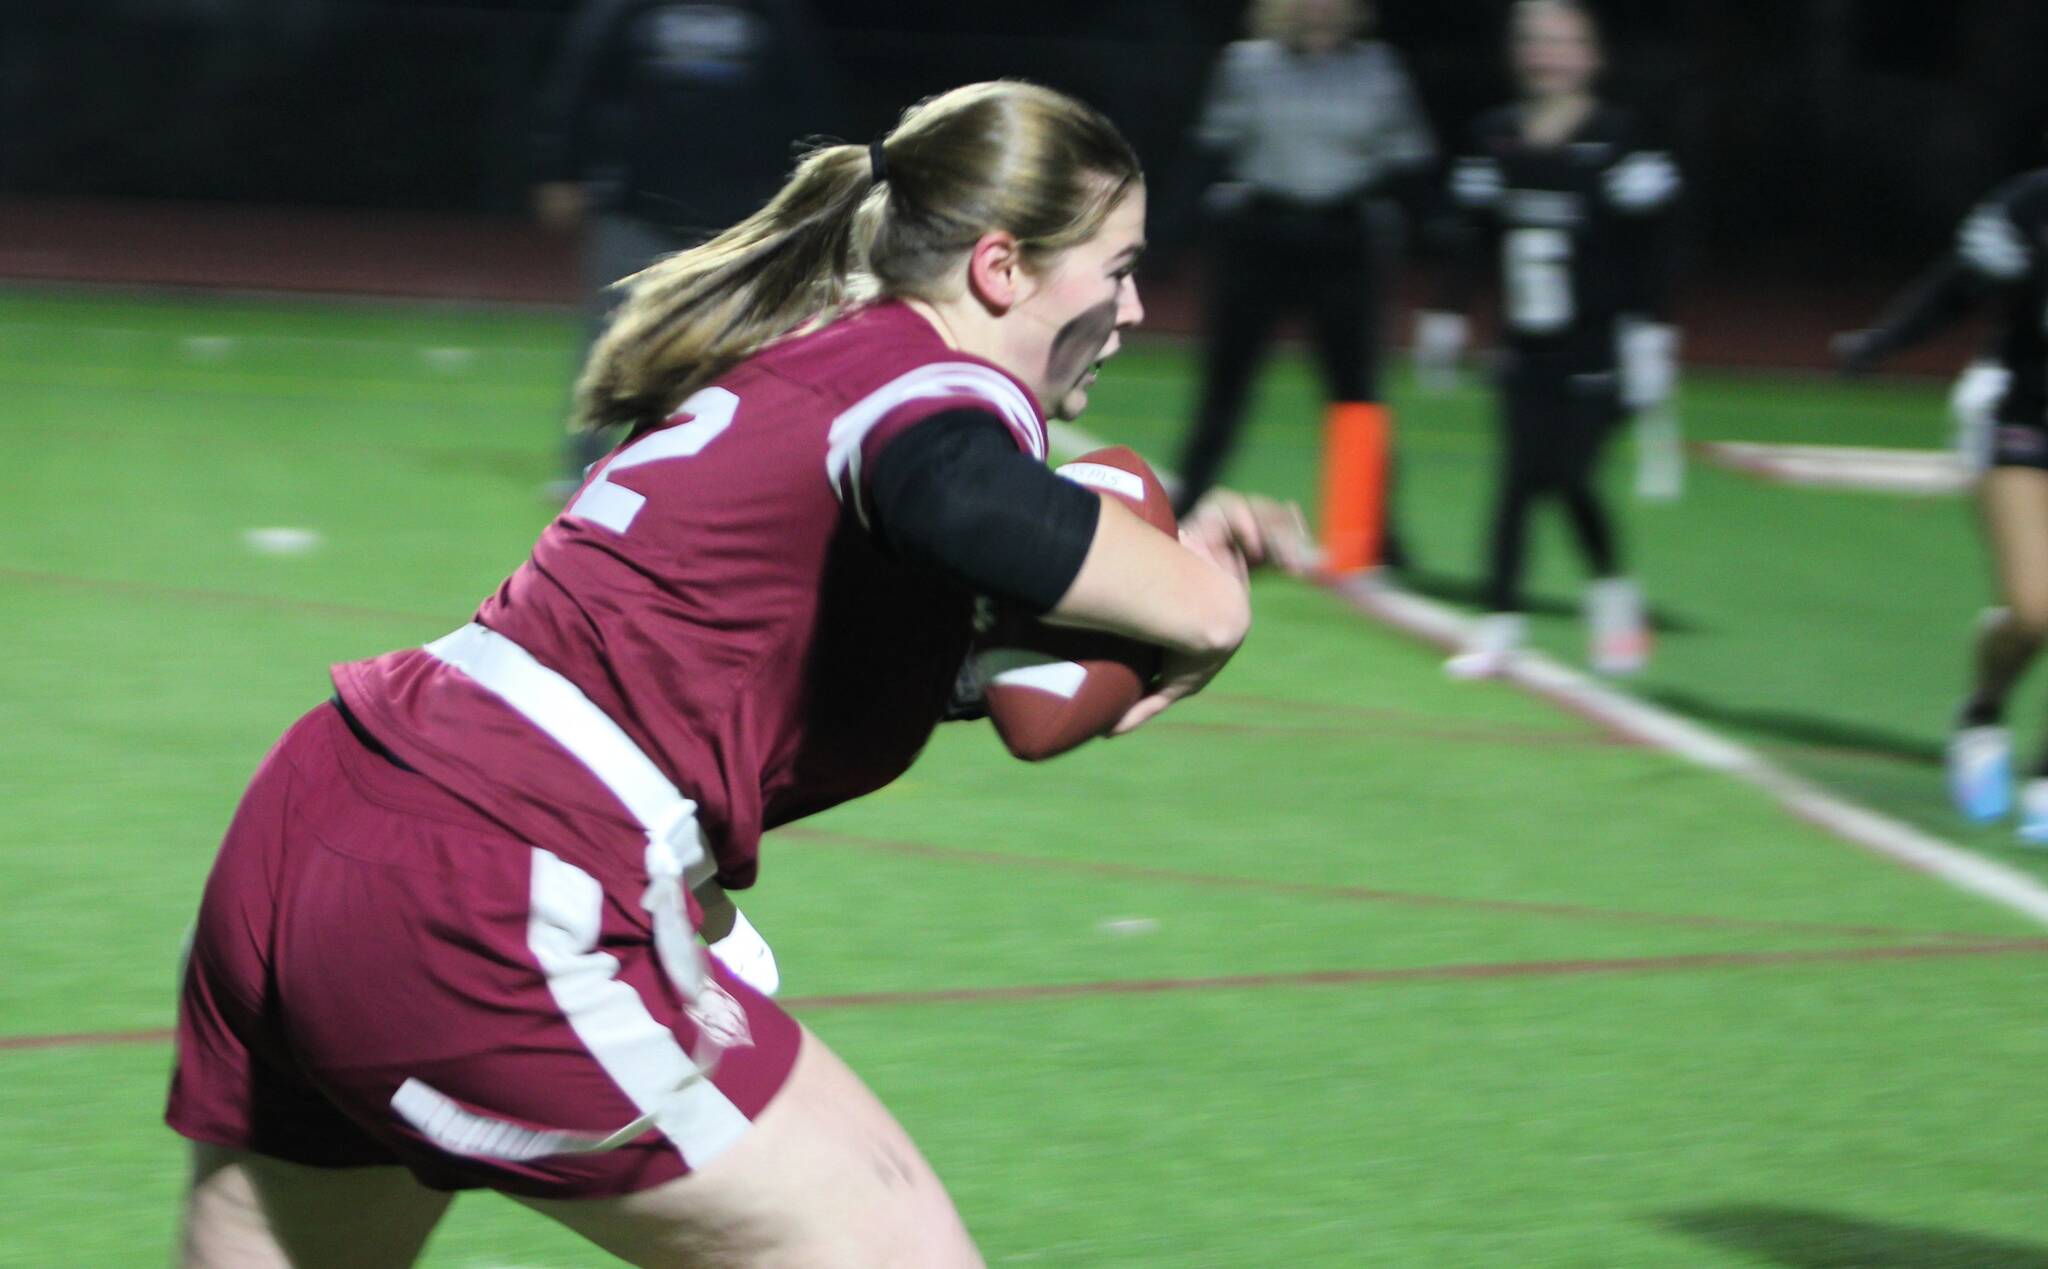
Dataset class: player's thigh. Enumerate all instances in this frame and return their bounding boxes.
[181,1142,452,1269]
[517,1026,982,1269]
[1302,239,1377,402]
[1560,379,1625,482]
[1495,369,1571,485]
[1978,464,2048,627]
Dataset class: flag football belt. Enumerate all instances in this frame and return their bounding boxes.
[386,621,724,1160]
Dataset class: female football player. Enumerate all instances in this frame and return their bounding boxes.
[169,81,1301,1266]
[1415,0,1680,677]
[1838,163,2048,840]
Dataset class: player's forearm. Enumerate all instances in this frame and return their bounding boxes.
[1045,496,1250,656]
[1860,259,1984,361]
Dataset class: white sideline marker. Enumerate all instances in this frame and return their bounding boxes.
[1044,420,2048,929]
[1097,916,1160,936]
[182,335,236,361]
[242,526,324,556]
[422,346,477,374]
[1335,572,2048,928]
[1699,441,1971,496]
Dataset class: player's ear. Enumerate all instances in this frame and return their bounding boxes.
[965,231,1028,314]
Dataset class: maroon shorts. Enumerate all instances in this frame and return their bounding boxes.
[165,703,802,1197]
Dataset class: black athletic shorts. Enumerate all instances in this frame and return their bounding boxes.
[1991,420,2048,471]
[1497,354,1624,489]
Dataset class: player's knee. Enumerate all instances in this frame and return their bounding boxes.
[1993,594,2048,645]
[2006,606,2048,645]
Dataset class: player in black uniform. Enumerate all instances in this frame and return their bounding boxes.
[532,0,841,490]
[1414,0,1679,678]
[1837,168,2048,839]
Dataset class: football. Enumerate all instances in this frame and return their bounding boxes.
[975,446,1177,761]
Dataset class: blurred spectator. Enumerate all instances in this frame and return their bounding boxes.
[533,0,841,485]
[1169,0,1435,560]
[1836,158,2048,840]
[1418,0,1679,679]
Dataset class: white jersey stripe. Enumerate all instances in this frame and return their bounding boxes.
[826,361,1047,525]
[1451,157,1503,208]
[423,623,715,888]
[1959,204,2032,280]
[1605,151,1680,211]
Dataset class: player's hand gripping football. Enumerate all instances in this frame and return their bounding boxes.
[1108,489,1311,736]
[1178,488,1322,577]
[1830,329,1883,377]
[1110,525,1249,735]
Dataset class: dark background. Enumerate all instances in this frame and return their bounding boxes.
[3,0,2042,282]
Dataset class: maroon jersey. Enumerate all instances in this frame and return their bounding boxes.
[334,301,1047,893]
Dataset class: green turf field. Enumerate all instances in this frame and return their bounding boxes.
[5,288,2047,1266]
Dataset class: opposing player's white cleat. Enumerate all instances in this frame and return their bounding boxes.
[708,909,780,997]
[1585,577,1651,676]
[2017,778,2048,846]
[1445,613,1526,680]
[1948,725,2013,823]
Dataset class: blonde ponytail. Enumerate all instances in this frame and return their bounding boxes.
[572,80,1142,434]
[573,143,880,432]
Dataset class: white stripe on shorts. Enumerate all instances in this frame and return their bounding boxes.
[527,846,751,1168]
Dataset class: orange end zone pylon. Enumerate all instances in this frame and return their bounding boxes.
[1319,401,1390,574]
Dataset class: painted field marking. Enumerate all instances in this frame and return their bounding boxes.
[786,939,2048,1011]
[180,334,235,361]
[1038,423,2048,931]
[0,321,566,359]
[1698,441,1969,495]
[421,346,478,374]
[0,564,442,624]
[778,826,1977,942]
[1097,916,1160,936]
[241,526,324,557]
[0,359,546,407]
[11,937,2047,1053]
[1333,572,2048,928]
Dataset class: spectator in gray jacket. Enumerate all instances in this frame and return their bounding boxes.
[533,0,840,486]
[1172,0,1435,566]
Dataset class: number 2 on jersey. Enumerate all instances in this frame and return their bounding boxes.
[1504,228,1575,334]
[567,386,740,534]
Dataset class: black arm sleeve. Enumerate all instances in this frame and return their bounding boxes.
[1855,258,1990,364]
[866,409,1103,614]
[1614,176,1682,322]
[532,0,633,182]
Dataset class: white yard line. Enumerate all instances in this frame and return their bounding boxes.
[0,321,567,359]
[1334,573,2048,928]
[1697,440,1970,495]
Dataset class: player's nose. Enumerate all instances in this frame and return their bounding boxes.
[1118,275,1144,329]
